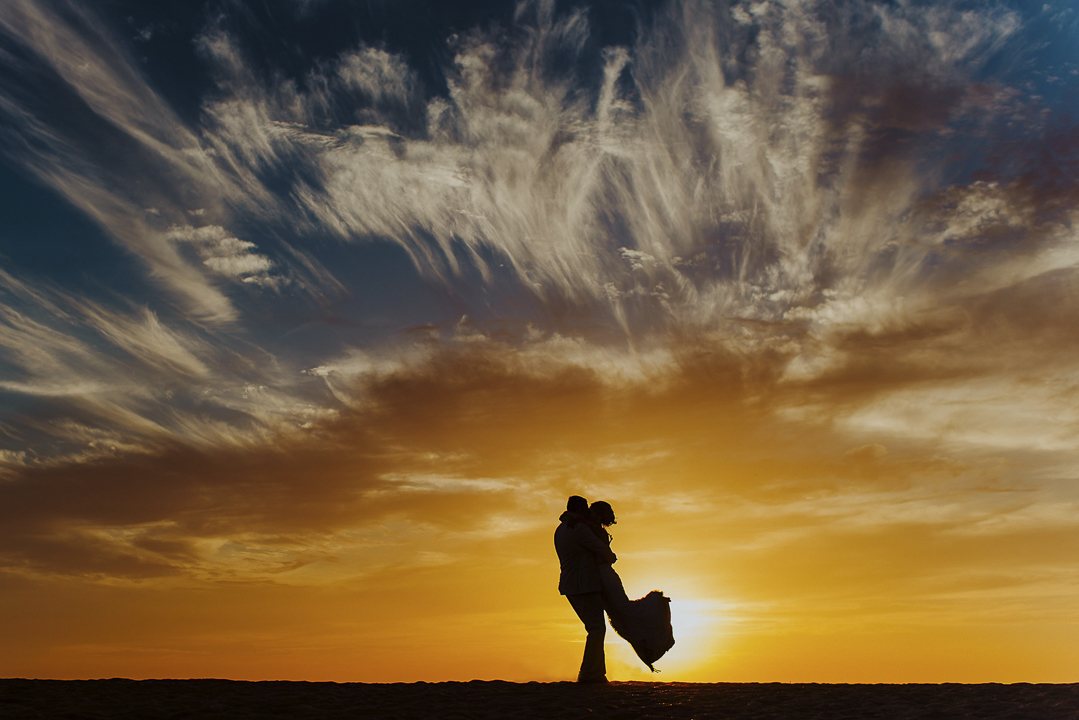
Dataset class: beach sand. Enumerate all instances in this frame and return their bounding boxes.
[1,679,1075,719]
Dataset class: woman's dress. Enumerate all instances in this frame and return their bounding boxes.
[598,555,675,672]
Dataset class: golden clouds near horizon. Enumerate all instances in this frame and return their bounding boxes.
[1,333,1078,681]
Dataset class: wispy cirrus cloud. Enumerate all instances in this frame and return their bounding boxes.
[0,0,337,321]
[166,224,281,288]
[0,0,1074,525]
[2,0,1068,345]
[0,265,333,467]
[182,0,1069,351]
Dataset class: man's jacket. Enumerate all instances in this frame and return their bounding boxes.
[554,512,615,595]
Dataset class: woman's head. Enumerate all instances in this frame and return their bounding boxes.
[589,501,616,527]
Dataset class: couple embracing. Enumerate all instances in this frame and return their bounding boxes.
[554,496,675,683]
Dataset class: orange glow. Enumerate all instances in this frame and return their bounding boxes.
[3,409,1078,683]
[4,350,1079,682]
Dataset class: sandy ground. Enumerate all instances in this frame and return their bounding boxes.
[1,679,1075,719]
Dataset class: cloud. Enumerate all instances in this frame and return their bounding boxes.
[0,267,331,465]
[2,0,1071,341]
[171,0,1063,346]
[166,225,281,288]
[0,319,1072,583]
[0,0,332,321]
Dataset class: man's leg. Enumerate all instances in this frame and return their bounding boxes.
[566,592,607,682]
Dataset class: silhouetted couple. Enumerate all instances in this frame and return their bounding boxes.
[554,496,674,683]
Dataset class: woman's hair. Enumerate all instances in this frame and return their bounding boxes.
[590,501,616,528]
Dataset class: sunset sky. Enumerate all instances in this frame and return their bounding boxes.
[1,0,1077,683]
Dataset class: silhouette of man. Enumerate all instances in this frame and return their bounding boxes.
[554,495,617,683]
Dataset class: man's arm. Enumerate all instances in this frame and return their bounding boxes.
[572,524,617,565]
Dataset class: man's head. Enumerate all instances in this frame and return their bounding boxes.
[567,495,588,514]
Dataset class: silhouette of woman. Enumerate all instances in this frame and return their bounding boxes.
[586,501,675,671]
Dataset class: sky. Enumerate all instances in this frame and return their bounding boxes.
[0,0,1077,683]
